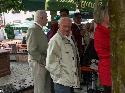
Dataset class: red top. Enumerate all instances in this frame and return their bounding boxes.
[94,24,112,86]
[47,22,58,41]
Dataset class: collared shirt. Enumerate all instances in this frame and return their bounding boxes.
[65,35,75,46]
[57,31,75,46]
[34,22,43,29]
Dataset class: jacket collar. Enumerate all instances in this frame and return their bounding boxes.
[34,22,43,30]
[57,31,71,44]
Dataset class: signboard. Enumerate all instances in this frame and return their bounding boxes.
[80,0,107,12]
[22,0,107,11]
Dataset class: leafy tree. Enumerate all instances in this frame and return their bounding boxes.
[5,24,15,39]
[45,0,107,12]
[0,0,23,13]
[45,0,77,11]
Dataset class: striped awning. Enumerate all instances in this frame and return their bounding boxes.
[22,0,107,12]
[45,0,107,11]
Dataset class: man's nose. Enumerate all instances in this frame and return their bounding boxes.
[65,28,69,31]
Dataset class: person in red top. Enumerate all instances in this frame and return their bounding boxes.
[94,7,112,93]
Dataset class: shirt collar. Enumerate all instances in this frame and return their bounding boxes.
[57,31,72,40]
[34,22,43,29]
[65,34,72,40]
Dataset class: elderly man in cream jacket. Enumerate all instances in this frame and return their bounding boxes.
[27,10,51,93]
[46,17,80,93]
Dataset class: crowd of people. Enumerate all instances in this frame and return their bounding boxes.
[27,7,112,93]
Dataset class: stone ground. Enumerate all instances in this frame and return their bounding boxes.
[0,62,33,93]
[0,62,95,93]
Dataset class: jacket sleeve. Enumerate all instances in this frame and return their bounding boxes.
[45,39,61,77]
[27,28,41,61]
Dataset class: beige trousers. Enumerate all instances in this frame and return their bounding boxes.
[29,60,51,93]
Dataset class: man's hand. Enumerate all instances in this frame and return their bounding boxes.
[40,63,45,67]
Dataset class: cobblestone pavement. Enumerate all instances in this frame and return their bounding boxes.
[0,62,33,92]
[0,62,89,93]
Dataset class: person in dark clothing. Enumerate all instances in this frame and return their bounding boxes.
[60,8,69,17]
[82,21,98,66]
[71,12,85,65]
[22,36,26,44]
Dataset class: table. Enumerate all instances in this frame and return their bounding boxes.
[81,66,97,93]
[0,49,11,77]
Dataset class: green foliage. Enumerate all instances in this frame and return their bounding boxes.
[54,15,60,21]
[45,0,107,11]
[0,0,23,13]
[45,0,76,11]
[5,24,15,39]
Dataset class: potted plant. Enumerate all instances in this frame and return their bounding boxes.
[5,24,15,39]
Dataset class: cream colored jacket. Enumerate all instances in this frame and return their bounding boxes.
[46,31,80,88]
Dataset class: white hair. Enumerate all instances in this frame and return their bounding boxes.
[34,10,46,22]
[59,17,72,25]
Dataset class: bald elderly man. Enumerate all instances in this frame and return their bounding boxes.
[46,17,80,93]
[27,10,51,93]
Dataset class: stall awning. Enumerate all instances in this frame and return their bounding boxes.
[22,0,107,12]
[45,0,107,11]
[45,0,76,11]
[80,0,107,12]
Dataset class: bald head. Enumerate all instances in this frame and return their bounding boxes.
[34,10,48,26]
[59,17,72,36]
[59,17,72,25]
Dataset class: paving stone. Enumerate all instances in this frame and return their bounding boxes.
[0,62,33,92]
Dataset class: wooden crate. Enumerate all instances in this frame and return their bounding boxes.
[0,49,11,77]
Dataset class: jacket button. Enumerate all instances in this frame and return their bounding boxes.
[75,72,77,75]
